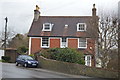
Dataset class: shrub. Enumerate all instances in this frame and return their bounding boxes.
[29,54,34,57]
[40,48,85,64]
[17,46,28,54]
[1,56,10,62]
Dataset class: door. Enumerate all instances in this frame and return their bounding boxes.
[85,55,91,66]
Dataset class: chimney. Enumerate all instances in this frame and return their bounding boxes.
[92,4,96,16]
[34,5,40,21]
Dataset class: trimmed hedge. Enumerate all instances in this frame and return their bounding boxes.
[2,56,10,62]
[40,48,85,65]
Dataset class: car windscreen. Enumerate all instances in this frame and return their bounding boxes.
[24,56,34,60]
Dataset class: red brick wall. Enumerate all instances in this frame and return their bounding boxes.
[86,38,95,66]
[30,37,96,66]
[31,38,41,54]
[31,38,95,53]
[50,38,60,48]
[68,38,78,48]
[86,39,95,54]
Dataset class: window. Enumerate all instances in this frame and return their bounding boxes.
[85,55,91,66]
[77,23,86,31]
[42,23,53,31]
[61,38,67,48]
[41,37,49,48]
[78,38,87,48]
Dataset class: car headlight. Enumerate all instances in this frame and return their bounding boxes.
[36,61,38,64]
[27,61,31,64]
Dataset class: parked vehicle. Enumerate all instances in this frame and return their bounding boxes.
[16,55,38,68]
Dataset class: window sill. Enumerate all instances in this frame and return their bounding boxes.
[41,46,49,48]
[77,30,86,32]
[42,30,51,31]
[78,47,87,49]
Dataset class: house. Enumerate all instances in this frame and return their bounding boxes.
[28,4,99,67]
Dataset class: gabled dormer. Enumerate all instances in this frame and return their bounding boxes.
[42,23,54,31]
[77,23,87,32]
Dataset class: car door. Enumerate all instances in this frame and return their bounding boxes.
[20,56,26,66]
[17,56,22,64]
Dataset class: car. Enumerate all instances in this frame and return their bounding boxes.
[16,55,38,68]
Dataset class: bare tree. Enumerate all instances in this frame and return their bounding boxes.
[7,33,29,49]
[0,28,16,49]
[98,14,118,69]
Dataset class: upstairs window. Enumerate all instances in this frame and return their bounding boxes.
[41,37,49,48]
[42,23,53,31]
[77,23,86,31]
[78,38,87,48]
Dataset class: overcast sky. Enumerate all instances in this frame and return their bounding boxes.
[0,0,119,34]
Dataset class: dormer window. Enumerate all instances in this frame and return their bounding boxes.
[77,23,86,31]
[42,23,53,31]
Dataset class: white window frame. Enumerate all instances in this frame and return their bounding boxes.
[42,23,53,31]
[41,37,50,48]
[85,55,91,66]
[60,38,68,48]
[78,38,87,49]
[77,23,86,31]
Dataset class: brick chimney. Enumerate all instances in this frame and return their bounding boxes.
[34,5,40,21]
[92,4,96,16]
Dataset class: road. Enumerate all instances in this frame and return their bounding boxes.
[1,63,109,80]
[1,63,90,78]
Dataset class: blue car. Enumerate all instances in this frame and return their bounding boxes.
[16,55,38,68]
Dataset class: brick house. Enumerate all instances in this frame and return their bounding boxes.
[28,4,99,67]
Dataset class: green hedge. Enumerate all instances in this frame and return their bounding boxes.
[40,48,85,64]
[2,56,10,62]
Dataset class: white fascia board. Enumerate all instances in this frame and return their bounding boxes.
[28,37,32,55]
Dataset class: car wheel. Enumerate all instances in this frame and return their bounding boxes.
[24,63,28,68]
[35,65,38,68]
[16,62,19,66]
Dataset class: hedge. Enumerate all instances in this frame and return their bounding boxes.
[2,56,10,62]
[40,48,85,65]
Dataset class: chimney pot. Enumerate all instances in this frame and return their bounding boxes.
[34,5,40,21]
[92,4,96,16]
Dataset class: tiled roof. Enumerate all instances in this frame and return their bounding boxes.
[28,16,99,38]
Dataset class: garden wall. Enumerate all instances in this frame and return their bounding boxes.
[37,56,118,78]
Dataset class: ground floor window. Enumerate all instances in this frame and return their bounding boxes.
[78,38,87,49]
[41,37,49,48]
[85,55,91,66]
[61,37,67,48]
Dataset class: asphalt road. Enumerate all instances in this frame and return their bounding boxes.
[1,63,110,80]
[1,63,89,78]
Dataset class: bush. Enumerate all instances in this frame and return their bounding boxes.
[29,54,34,57]
[17,46,28,54]
[40,48,85,64]
[1,56,10,62]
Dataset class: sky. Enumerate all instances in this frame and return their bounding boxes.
[0,0,119,34]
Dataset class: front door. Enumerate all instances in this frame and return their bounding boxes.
[85,55,91,66]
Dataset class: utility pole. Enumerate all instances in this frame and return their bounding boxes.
[4,17,8,51]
